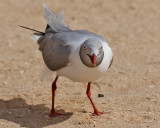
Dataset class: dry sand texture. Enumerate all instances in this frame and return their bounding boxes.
[0,0,160,128]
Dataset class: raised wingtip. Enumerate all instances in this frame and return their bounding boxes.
[59,10,64,18]
[43,4,48,8]
[43,4,53,18]
[42,4,70,32]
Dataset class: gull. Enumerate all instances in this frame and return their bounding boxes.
[21,4,113,117]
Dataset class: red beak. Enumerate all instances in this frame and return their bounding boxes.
[88,53,96,66]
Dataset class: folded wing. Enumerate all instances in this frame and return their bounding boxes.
[38,34,71,71]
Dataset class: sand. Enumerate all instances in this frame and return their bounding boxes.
[0,0,160,128]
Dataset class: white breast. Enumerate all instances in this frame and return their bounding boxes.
[57,41,113,82]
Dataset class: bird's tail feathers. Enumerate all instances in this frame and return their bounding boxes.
[31,33,43,42]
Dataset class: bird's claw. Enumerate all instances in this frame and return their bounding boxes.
[91,110,103,116]
[49,111,62,117]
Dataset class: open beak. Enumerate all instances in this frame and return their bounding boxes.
[88,53,96,66]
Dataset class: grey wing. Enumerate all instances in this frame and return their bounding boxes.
[38,34,71,71]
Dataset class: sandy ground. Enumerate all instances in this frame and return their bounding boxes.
[0,0,160,128]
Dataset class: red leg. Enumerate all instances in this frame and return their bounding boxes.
[49,76,61,117]
[86,82,103,116]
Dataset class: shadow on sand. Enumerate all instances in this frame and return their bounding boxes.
[0,98,72,128]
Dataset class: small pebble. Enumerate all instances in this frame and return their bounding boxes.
[98,94,104,97]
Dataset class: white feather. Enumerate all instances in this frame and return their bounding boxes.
[40,63,54,81]
[31,34,41,42]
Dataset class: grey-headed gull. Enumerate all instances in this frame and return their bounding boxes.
[21,4,113,117]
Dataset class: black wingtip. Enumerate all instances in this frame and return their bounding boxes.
[19,25,45,35]
[45,24,51,31]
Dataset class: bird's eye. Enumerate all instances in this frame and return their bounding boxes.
[83,46,86,50]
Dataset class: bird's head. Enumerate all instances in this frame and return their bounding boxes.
[79,38,104,67]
